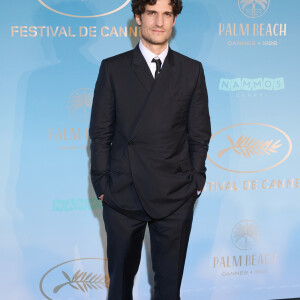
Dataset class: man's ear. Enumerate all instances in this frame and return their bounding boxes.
[135,14,142,26]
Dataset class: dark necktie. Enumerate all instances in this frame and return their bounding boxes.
[151,57,162,78]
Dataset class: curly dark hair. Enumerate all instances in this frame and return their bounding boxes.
[131,0,183,17]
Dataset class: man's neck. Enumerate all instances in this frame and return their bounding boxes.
[140,38,168,55]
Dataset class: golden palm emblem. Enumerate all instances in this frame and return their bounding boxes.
[218,134,282,158]
[53,269,109,294]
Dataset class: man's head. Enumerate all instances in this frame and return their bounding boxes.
[132,0,183,50]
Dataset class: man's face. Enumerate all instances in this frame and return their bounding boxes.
[135,0,177,46]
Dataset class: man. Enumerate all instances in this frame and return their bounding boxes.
[89,0,211,299]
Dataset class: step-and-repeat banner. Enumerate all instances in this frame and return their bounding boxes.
[1,0,299,299]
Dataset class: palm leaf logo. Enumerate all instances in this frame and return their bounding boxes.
[218,134,282,158]
[68,88,93,122]
[69,91,93,114]
[239,0,268,17]
[231,220,261,250]
[240,0,267,9]
[53,269,109,294]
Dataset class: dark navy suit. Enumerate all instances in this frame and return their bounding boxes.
[89,43,211,299]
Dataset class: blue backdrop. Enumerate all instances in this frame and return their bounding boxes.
[1,0,300,299]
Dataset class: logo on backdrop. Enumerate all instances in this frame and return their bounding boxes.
[67,88,93,122]
[38,0,130,18]
[207,123,292,173]
[213,220,277,276]
[40,258,109,299]
[48,88,93,150]
[238,0,270,18]
[219,1,286,47]
[231,220,261,250]
[219,77,285,93]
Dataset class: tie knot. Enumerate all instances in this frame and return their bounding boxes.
[152,57,162,68]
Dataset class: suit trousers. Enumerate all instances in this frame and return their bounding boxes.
[102,195,197,300]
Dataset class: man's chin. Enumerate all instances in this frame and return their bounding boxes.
[147,38,169,46]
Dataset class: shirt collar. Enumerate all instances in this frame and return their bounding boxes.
[139,39,169,67]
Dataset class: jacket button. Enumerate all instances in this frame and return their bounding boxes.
[128,140,135,145]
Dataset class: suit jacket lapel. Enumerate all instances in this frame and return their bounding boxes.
[132,44,155,93]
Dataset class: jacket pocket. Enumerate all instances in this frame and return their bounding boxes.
[180,158,196,185]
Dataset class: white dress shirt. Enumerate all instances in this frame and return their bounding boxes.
[139,39,169,78]
[138,39,202,197]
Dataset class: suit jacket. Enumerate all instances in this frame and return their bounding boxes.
[89,43,211,219]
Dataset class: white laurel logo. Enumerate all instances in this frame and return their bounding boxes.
[231,220,261,250]
[238,0,270,18]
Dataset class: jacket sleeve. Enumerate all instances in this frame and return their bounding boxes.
[188,61,211,192]
[89,59,115,199]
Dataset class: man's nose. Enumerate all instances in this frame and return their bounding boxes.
[155,13,164,26]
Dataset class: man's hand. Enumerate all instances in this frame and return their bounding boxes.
[98,194,104,201]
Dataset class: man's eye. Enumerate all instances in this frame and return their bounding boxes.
[148,12,154,15]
